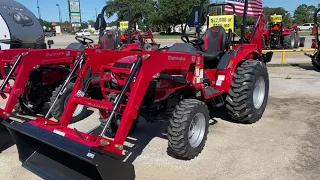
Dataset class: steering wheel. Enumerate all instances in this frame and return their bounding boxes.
[181,34,204,49]
[75,36,94,46]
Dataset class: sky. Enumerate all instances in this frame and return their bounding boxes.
[14,0,320,23]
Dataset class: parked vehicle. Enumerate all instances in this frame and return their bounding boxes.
[0,0,46,50]
[298,23,314,31]
[75,29,91,37]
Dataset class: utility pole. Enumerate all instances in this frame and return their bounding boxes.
[36,0,41,19]
[56,4,62,22]
[95,8,97,19]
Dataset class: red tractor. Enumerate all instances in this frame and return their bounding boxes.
[2,0,272,179]
[0,3,143,124]
[263,14,305,49]
[120,27,159,50]
[305,8,320,70]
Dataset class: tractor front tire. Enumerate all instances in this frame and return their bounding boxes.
[167,99,210,160]
[226,60,269,124]
[14,96,44,115]
[294,36,300,48]
[50,83,87,123]
[283,33,295,49]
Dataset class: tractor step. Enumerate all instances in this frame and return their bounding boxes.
[204,86,220,97]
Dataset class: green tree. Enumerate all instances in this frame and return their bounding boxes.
[156,0,208,33]
[80,21,89,29]
[263,7,292,27]
[88,20,96,27]
[38,19,53,30]
[294,4,312,25]
[105,0,155,30]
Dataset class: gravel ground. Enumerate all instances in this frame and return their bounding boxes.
[0,65,320,180]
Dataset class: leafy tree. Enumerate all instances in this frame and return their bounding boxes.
[105,0,155,30]
[80,21,89,29]
[294,4,312,25]
[88,20,96,27]
[38,19,53,30]
[263,7,292,27]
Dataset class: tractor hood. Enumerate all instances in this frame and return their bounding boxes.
[113,54,138,68]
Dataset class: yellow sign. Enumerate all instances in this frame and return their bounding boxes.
[209,15,234,32]
[270,15,282,23]
[120,21,129,29]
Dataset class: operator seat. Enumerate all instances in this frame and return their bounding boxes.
[99,30,119,50]
[201,26,228,69]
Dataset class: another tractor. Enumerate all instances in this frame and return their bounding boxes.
[120,27,160,50]
[2,0,272,179]
[263,14,305,49]
[0,3,142,124]
[305,8,320,70]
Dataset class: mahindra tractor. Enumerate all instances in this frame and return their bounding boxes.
[120,27,160,50]
[1,0,272,179]
[305,8,320,70]
[0,3,144,149]
[263,14,305,49]
[0,3,142,124]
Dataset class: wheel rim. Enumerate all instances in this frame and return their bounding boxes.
[188,113,206,148]
[65,94,85,117]
[291,37,295,47]
[253,76,266,109]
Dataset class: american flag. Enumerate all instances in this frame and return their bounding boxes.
[223,0,263,17]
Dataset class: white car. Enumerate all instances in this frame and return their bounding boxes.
[75,29,91,37]
[298,23,314,31]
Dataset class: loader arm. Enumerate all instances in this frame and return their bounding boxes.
[0,49,79,118]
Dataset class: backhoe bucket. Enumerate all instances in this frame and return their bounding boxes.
[2,120,135,180]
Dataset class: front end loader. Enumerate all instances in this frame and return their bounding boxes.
[2,0,272,179]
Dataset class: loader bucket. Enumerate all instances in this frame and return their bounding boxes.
[2,120,135,180]
[0,123,13,152]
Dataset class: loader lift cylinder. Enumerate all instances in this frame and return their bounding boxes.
[0,53,24,93]
[45,54,85,118]
[100,54,143,136]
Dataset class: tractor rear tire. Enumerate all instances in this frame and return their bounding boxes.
[143,43,153,50]
[283,33,295,49]
[14,96,44,115]
[262,36,267,49]
[226,60,269,124]
[167,99,209,160]
[50,83,87,123]
[294,36,300,48]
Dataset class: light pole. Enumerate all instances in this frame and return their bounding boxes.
[36,0,41,19]
[56,4,62,22]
